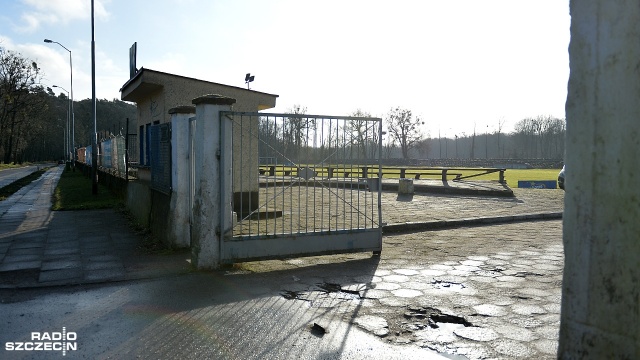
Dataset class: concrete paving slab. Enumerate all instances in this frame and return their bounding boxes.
[84,260,123,271]
[8,241,45,250]
[0,260,41,271]
[84,268,126,282]
[81,248,113,256]
[2,254,42,263]
[43,248,80,257]
[41,259,82,271]
[5,247,42,256]
[38,268,83,283]
[84,254,120,262]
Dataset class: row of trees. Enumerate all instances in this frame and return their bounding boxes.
[0,47,136,164]
[407,116,565,160]
[265,105,566,163]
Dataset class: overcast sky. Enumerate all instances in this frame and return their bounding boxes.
[0,0,570,136]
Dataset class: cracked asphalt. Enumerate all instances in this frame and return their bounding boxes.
[0,165,565,359]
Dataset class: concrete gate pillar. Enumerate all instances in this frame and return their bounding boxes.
[168,106,195,248]
[190,95,235,269]
[560,2,640,358]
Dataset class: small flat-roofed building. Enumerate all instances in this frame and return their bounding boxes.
[119,68,278,247]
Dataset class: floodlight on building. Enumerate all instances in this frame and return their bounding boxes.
[245,73,255,89]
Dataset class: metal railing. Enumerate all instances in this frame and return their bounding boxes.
[221,111,383,239]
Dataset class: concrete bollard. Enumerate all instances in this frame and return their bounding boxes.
[398,178,414,194]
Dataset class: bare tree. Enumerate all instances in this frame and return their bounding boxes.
[385,107,423,159]
[512,116,565,159]
[0,48,45,163]
[283,104,309,162]
[346,109,381,160]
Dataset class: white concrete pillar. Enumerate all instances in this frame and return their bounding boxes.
[190,95,235,269]
[560,2,640,358]
[168,106,195,248]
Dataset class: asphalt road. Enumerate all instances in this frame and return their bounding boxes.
[0,275,452,360]
[0,165,46,189]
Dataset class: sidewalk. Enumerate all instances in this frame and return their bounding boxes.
[0,166,190,288]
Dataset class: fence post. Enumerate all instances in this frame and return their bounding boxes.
[125,118,129,181]
[190,95,236,269]
[168,106,196,248]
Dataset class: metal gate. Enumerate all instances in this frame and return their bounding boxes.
[219,111,382,263]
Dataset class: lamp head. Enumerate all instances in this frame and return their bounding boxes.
[44,39,53,43]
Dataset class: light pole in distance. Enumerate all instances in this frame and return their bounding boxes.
[44,39,75,168]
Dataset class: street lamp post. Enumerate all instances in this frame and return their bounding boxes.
[91,0,98,195]
[44,39,74,168]
[53,85,70,165]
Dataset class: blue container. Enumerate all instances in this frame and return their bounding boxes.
[518,180,557,189]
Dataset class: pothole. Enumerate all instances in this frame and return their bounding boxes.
[280,282,365,307]
[377,305,474,345]
[431,279,466,291]
[403,306,473,328]
[315,282,362,299]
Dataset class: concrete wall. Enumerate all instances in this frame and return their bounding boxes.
[149,190,171,246]
[190,95,235,269]
[560,1,640,358]
[126,181,152,227]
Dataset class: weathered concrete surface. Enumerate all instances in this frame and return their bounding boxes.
[560,1,640,358]
[168,107,195,247]
[190,95,234,269]
[242,220,564,359]
[125,180,152,226]
[1,165,567,359]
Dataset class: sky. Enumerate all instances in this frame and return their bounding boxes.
[0,0,570,136]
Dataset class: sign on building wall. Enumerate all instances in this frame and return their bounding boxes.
[129,42,137,79]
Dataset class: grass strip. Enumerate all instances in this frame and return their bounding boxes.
[52,168,123,210]
[52,168,179,255]
[0,168,49,201]
[0,163,32,171]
